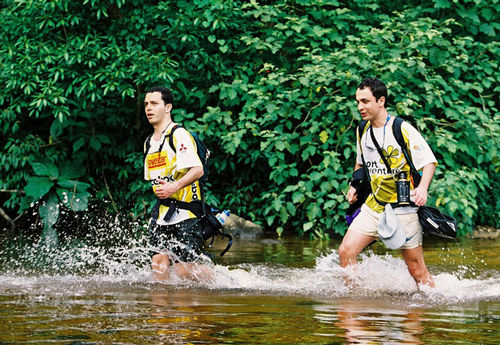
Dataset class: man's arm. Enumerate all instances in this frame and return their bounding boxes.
[347,162,363,204]
[411,162,436,206]
[154,166,204,199]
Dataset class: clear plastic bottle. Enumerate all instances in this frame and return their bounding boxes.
[215,210,231,225]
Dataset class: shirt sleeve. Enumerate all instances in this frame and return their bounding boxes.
[174,128,203,171]
[402,122,437,171]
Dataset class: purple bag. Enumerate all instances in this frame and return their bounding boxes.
[345,207,362,225]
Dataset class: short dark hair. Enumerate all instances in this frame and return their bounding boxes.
[146,86,174,106]
[358,78,388,107]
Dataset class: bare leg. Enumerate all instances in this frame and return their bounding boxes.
[338,229,376,267]
[401,246,434,288]
[172,262,214,283]
[152,253,172,281]
[338,230,376,287]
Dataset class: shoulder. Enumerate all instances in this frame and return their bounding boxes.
[400,119,418,132]
[172,125,194,141]
[393,118,418,137]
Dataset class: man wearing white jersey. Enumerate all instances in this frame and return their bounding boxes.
[143,86,207,281]
[339,78,437,288]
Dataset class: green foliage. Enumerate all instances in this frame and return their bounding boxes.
[0,0,498,239]
[24,159,91,228]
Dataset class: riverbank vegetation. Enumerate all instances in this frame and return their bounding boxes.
[1,0,498,239]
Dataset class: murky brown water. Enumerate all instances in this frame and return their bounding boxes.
[0,234,499,344]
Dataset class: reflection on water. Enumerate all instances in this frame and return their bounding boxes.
[0,233,499,344]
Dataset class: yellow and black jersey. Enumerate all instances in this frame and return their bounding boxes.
[144,124,202,225]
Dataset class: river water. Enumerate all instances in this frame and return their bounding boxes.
[0,230,499,344]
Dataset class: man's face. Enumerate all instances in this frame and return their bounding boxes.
[144,92,171,126]
[355,87,385,121]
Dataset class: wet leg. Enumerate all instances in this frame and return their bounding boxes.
[338,230,376,287]
[401,246,434,288]
[173,262,214,283]
[338,229,376,267]
[152,253,172,281]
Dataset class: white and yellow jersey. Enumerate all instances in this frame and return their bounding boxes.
[144,126,202,225]
[356,118,437,213]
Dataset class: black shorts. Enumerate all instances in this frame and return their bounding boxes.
[149,218,204,262]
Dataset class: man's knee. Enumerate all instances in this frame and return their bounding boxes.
[152,253,171,268]
[338,243,348,259]
[338,242,358,266]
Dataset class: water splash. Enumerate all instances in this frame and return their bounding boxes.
[1,230,499,305]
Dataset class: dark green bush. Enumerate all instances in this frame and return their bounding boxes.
[1,0,498,239]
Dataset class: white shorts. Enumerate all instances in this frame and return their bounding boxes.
[348,204,423,249]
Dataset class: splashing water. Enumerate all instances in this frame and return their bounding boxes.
[1,229,499,306]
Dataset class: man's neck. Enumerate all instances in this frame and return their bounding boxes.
[154,118,173,135]
[370,110,389,128]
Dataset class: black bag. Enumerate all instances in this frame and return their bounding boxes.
[345,168,371,225]
[418,206,457,239]
[200,206,233,257]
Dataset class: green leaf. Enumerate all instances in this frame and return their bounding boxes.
[59,161,85,179]
[24,176,53,199]
[434,0,450,8]
[73,137,86,152]
[89,137,101,150]
[50,119,64,138]
[292,191,305,203]
[32,162,59,178]
[479,23,495,36]
[57,179,91,192]
[303,222,314,232]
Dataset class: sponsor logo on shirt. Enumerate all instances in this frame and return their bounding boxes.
[148,153,166,169]
[179,143,188,154]
[151,175,175,185]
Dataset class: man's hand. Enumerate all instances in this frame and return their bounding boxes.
[154,179,178,199]
[347,186,358,204]
[411,163,436,207]
[411,186,428,206]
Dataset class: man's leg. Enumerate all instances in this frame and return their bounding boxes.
[338,229,376,267]
[152,253,172,281]
[171,218,214,282]
[401,246,434,288]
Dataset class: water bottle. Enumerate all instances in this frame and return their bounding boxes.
[396,172,410,205]
[215,210,230,225]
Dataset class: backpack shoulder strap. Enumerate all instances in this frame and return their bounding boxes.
[392,117,405,148]
[357,120,368,143]
[392,117,421,186]
[143,133,153,162]
[168,124,182,152]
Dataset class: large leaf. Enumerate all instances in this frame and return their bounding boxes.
[31,162,59,179]
[57,179,91,192]
[59,161,85,180]
[24,176,53,199]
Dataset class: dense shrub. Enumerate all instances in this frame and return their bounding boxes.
[1,0,498,239]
